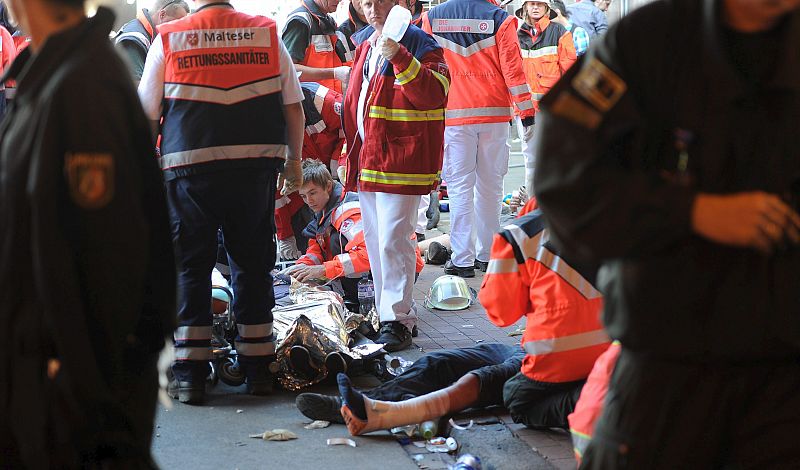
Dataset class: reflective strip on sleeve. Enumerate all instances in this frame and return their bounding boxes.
[445,107,513,120]
[521,46,558,59]
[300,253,323,265]
[174,326,212,341]
[160,144,288,169]
[368,106,445,122]
[360,169,441,186]
[313,84,330,112]
[433,35,496,58]
[504,225,602,299]
[516,100,534,111]
[164,77,282,105]
[235,341,276,356]
[116,31,151,49]
[275,195,291,210]
[237,323,273,339]
[571,429,592,459]
[175,346,213,361]
[306,119,327,135]
[486,257,518,274]
[395,57,422,85]
[431,70,450,95]
[523,329,610,355]
[332,201,361,221]
[508,84,530,96]
[336,253,356,276]
[532,93,546,101]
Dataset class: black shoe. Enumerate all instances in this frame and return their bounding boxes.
[296,393,345,424]
[168,379,205,405]
[444,260,475,278]
[376,321,412,352]
[474,259,489,272]
[325,351,348,377]
[411,325,419,338]
[426,241,450,265]
[416,232,426,242]
[290,344,316,379]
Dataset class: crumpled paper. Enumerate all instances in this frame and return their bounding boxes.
[304,420,331,429]
[249,429,298,441]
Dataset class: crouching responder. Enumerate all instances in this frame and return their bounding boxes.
[287,160,423,307]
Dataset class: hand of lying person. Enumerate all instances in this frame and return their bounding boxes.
[291,264,326,282]
[692,191,800,254]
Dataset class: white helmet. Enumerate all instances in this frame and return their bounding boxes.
[425,275,475,311]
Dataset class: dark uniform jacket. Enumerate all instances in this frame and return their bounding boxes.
[534,0,800,361]
[0,8,176,467]
[114,8,158,81]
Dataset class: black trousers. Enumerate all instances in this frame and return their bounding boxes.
[581,350,800,469]
[502,372,584,429]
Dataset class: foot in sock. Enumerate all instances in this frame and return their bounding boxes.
[337,373,369,435]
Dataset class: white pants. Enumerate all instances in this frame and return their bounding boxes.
[416,194,430,234]
[360,191,420,330]
[515,117,536,193]
[443,122,510,267]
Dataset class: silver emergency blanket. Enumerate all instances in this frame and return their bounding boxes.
[272,280,378,391]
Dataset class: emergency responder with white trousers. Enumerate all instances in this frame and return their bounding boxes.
[342,0,450,352]
[138,0,305,404]
[423,0,535,279]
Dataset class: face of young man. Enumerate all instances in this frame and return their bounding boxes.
[298,180,333,213]
[361,0,396,29]
[525,1,549,22]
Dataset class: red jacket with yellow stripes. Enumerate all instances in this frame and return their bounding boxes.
[297,184,423,277]
[422,0,534,126]
[479,209,609,383]
[342,24,449,195]
[518,16,576,112]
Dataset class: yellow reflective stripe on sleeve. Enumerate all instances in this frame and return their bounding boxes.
[368,106,445,122]
[431,70,450,95]
[360,169,441,186]
[395,57,421,85]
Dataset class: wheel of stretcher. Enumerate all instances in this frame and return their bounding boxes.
[217,357,246,386]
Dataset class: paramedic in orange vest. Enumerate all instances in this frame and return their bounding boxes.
[568,341,621,466]
[336,0,368,65]
[138,0,305,405]
[479,207,610,428]
[515,0,575,192]
[283,0,350,93]
[422,0,535,279]
[342,0,449,352]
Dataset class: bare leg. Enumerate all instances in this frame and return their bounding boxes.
[339,373,480,436]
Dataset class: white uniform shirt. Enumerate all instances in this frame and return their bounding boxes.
[356,36,384,142]
[138,31,304,121]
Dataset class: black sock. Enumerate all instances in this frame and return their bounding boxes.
[337,373,367,421]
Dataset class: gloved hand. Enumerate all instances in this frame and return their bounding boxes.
[523,122,535,141]
[280,158,303,195]
[376,35,400,60]
[278,236,302,260]
[333,66,351,84]
[336,164,347,183]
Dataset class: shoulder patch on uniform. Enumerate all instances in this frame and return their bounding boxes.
[572,57,626,113]
[550,91,602,129]
[340,218,354,233]
[64,152,114,210]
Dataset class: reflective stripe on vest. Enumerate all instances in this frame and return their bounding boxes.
[521,46,558,59]
[504,225,603,299]
[164,76,281,105]
[433,35,496,58]
[360,169,440,186]
[160,144,288,170]
[368,106,445,122]
[524,329,610,355]
[174,326,212,341]
[116,30,152,49]
[237,323,273,339]
[445,106,512,120]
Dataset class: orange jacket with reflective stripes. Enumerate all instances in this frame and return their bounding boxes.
[518,16,576,112]
[479,209,609,383]
[342,24,449,195]
[285,1,344,93]
[568,341,620,464]
[422,0,534,126]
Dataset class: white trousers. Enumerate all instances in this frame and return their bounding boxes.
[443,122,510,267]
[416,194,430,234]
[515,117,536,193]
[360,191,420,330]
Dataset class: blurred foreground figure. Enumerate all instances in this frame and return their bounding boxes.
[0,0,176,467]
[535,0,800,467]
